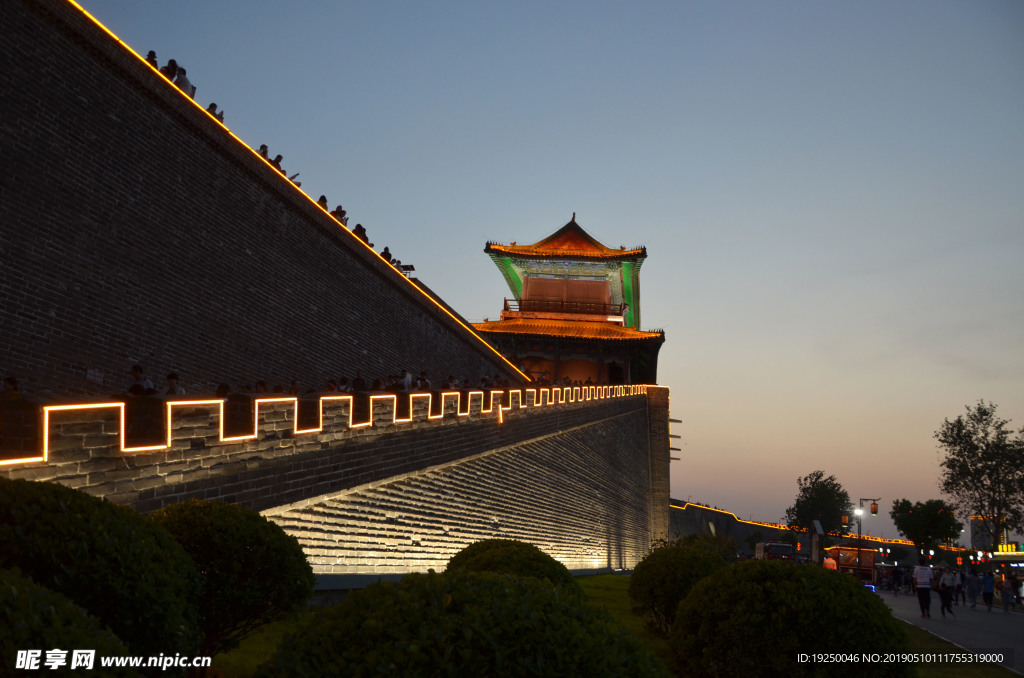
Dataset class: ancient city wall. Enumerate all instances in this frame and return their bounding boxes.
[1,386,669,572]
[0,0,520,402]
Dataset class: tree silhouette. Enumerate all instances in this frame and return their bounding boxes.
[935,400,1024,551]
[785,470,853,538]
[889,498,963,551]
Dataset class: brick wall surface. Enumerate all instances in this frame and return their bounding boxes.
[646,385,671,541]
[0,0,519,402]
[267,406,655,574]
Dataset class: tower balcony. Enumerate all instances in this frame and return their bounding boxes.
[501,298,625,323]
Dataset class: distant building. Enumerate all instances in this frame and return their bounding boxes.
[474,215,664,384]
[970,515,1010,551]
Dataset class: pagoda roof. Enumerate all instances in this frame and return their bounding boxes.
[473,318,664,342]
[485,216,646,262]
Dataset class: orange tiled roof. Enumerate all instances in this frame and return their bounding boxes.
[485,218,645,261]
[473,318,664,341]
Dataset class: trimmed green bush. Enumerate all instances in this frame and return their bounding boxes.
[446,538,576,589]
[148,499,315,657]
[629,542,728,636]
[671,560,912,677]
[0,478,200,657]
[256,570,664,678]
[1,568,136,677]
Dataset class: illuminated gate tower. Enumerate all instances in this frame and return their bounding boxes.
[473,215,665,385]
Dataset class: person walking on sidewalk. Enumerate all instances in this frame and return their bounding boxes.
[1000,576,1015,613]
[913,558,933,619]
[939,567,957,618]
[967,568,981,609]
[982,571,996,611]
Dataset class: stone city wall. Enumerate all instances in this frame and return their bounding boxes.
[1,386,669,572]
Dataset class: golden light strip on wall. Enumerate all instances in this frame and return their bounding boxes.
[65,0,529,384]
[669,502,916,547]
[17,387,651,467]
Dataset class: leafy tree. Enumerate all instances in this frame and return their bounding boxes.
[1,568,137,678]
[629,541,729,636]
[744,530,764,554]
[935,400,1024,551]
[149,500,315,658]
[889,499,963,552]
[674,532,739,562]
[888,545,910,564]
[446,538,576,590]
[784,470,853,538]
[257,571,664,677]
[778,530,799,547]
[0,478,200,657]
[671,561,911,677]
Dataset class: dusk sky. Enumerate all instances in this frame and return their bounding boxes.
[77,0,1024,541]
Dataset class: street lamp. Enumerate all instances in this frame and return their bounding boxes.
[855,497,881,582]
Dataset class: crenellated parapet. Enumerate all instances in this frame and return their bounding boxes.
[0,386,653,514]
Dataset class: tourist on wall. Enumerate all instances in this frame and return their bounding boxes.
[130,365,154,394]
[159,59,178,80]
[1,377,22,401]
[206,103,225,122]
[165,373,185,396]
[174,67,194,98]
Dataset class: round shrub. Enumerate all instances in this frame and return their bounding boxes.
[446,538,576,589]
[1,568,137,677]
[0,478,200,657]
[671,560,911,677]
[148,499,315,657]
[256,570,663,678]
[629,542,728,636]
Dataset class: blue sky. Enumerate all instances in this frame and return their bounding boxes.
[77,0,1024,541]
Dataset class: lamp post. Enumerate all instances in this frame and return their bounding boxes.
[855,498,880,582]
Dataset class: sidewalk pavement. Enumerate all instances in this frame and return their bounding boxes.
[879,589,1023,674]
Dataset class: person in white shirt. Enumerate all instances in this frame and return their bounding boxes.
[174,67,194,98]
[913,558,933,618]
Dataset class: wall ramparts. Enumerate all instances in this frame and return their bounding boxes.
[0,385,652,516]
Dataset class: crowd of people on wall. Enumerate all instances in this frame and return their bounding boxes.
[146,52,199,103]
[146,46,416,281]
[119,365,522,401]
[1,366,621,408]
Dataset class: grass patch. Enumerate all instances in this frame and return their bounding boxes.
[901,623,1016,678]
[577,573,673,673]
[208,608,313,678]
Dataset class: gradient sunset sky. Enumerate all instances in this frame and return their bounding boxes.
[77,0,1024,541]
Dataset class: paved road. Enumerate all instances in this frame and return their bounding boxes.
[879,588,1023,674]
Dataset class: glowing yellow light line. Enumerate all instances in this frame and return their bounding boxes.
[22,385,653,467]
[670,503,918,546]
